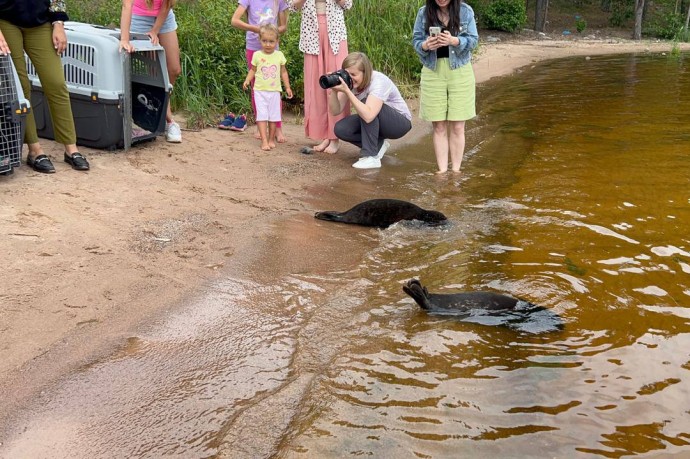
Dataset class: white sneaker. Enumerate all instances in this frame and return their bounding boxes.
[352,156,381,169]
[376,140,391,160]
[165,121,182,143]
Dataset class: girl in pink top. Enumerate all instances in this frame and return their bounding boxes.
[119,0,183,143]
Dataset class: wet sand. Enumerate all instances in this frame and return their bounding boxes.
[1,34,686,433]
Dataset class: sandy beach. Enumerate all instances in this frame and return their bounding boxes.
[0,33,686,425]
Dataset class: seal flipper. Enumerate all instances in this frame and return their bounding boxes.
[314,211,345,223]
[403,279,432,310]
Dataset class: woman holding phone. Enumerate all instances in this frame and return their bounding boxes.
[412,0,478,174]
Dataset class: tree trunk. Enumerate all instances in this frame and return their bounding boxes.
[633,0,645,40]
[535,0,549,32]
[685,3,690,36]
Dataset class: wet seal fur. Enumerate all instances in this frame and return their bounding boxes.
[402,279,536,312]
[314,199,447,228]
[402,279,564,333]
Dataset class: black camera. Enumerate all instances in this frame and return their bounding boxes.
[319,69,353,90]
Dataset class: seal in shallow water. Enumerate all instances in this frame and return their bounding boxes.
[402,279,564,332]
[402,279,538,312]
[314,199,447,228]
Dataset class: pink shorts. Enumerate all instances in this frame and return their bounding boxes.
[254,91,282,122]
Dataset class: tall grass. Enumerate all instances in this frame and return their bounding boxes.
[69,0,426,127]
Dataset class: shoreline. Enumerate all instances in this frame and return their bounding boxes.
[0,35,686,427]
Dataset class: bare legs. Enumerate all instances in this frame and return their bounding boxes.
[159,31,182,125]
[257,121,277,150]
[432,120,466,173]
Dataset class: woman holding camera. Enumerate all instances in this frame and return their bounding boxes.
[328,52,412,169]
[287,0,351,154]
[412,0,478,174]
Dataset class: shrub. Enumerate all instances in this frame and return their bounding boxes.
[480,0,526,33]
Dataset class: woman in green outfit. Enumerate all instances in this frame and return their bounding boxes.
[0,0,89,173]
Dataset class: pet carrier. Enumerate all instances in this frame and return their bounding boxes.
[0,54,30,175]
[26,22,171,150]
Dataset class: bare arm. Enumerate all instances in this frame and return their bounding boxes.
[277,10,288,34]
[243,66,257,90]
[330,80,384,123]
[231,5,260,34]
[147,0,173,44]
[119,0,135,52]
[281,65,293,99]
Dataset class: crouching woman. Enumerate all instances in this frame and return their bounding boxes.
[328,52,412,169]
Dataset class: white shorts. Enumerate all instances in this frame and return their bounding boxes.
[254,91,282,122]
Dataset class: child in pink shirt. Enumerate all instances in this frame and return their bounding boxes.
[120,0,183,143]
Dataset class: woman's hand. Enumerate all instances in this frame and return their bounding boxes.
[330,77,351,94]
[436,31,459,47]
[0,31,10,55]
[52,23,68,55]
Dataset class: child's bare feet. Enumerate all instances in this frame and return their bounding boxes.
[275,128,287,143]
[313,139,330,152]
[254,129,262,140]
[261,143,271,151]
[268,140,276,149]
[435,169,447,174]
[323,140,340,154]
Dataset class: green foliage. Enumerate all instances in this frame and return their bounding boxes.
[479,0,526,32]
[575,16,587,33]
[67,0,427,125]
[347,0,424,98]
[608,0,633,27]
[644,11,685,40]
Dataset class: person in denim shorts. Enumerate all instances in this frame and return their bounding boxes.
[120,0,183,143]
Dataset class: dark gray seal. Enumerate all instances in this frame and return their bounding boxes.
[314,199,447,228]
[402,279,564,333]
[403,279,535,312]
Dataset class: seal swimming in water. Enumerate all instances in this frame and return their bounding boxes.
[314,199,447,228]
[402,279,535,312]
[402,279,564,333]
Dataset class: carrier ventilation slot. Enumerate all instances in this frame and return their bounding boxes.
[63,43,96,88]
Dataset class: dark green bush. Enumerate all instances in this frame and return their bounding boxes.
[480,0,526,33]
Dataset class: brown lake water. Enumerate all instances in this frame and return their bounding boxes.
[3,53,690,458]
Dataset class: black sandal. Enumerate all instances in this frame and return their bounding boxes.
[64,152,90,171]
[27,154,56,174]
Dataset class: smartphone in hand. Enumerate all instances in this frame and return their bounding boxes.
[429,26,441,37]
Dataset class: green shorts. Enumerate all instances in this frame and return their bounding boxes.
[420,59,476,122]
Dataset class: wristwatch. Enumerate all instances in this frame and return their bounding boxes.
[52,20,64,26]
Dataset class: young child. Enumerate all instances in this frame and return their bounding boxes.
[230,0,288,140]
[243,24,293,150]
